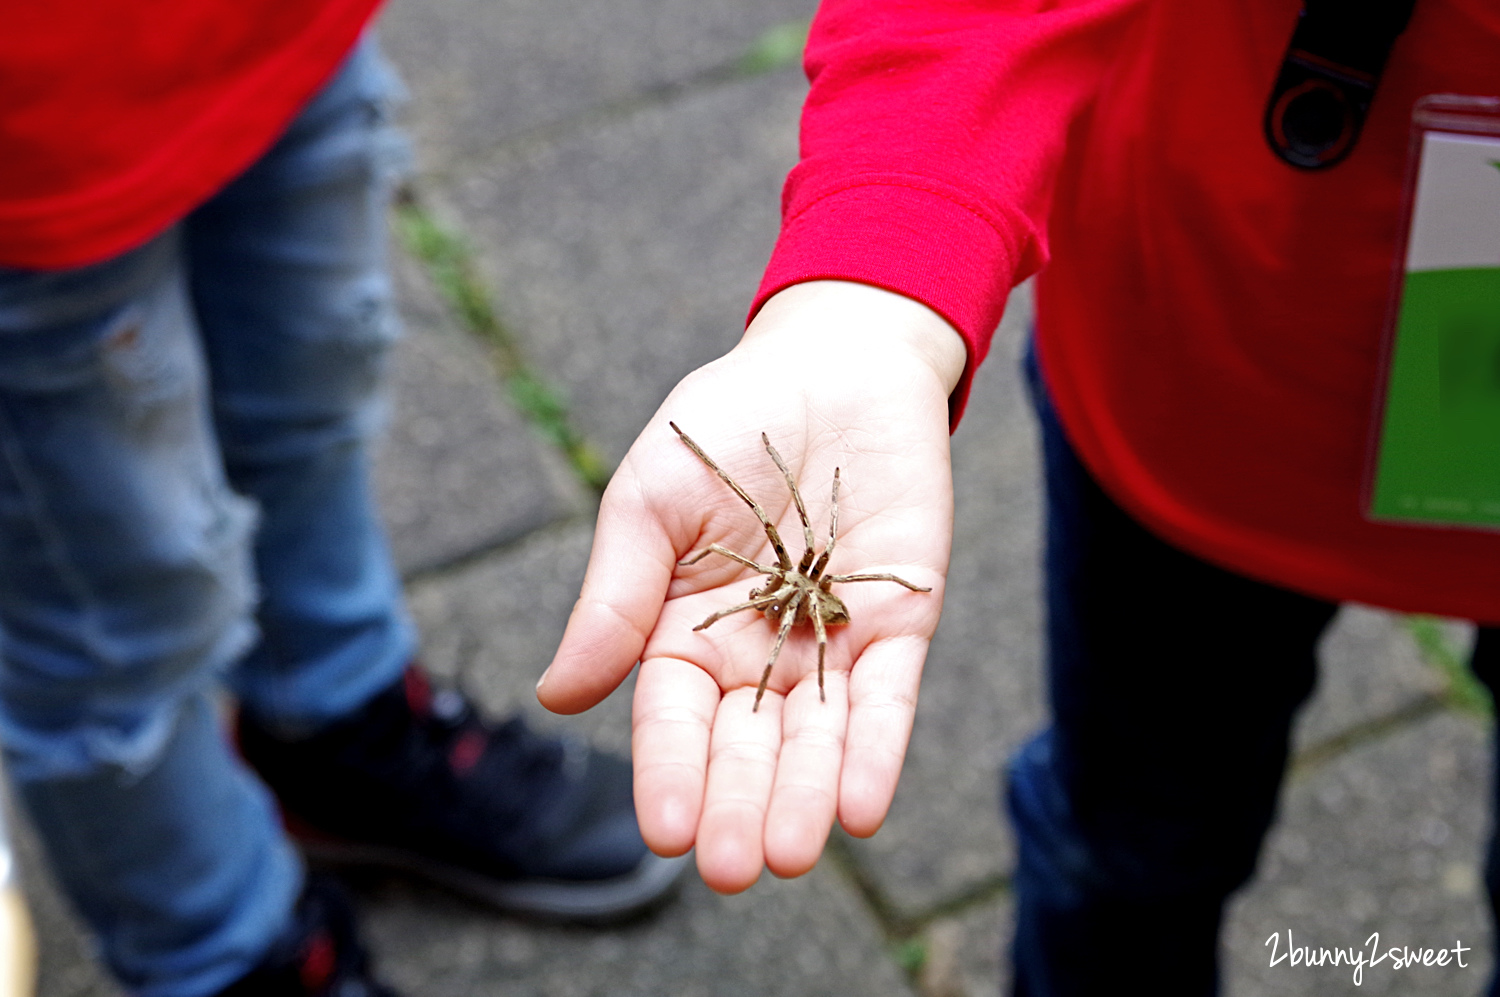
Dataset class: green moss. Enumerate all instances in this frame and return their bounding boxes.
[737,19,810,76]
[394,198,612,492]
[890,937,927,976]
[1407,615,1491,716]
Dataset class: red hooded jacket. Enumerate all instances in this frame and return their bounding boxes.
[754,0,1500,621]
[0,0,381,269]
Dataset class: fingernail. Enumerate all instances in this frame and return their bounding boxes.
[535,667,551,692]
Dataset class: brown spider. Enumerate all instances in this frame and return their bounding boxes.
[670,422,931,711]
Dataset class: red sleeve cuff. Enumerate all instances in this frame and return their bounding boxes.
[748,176,1023,428]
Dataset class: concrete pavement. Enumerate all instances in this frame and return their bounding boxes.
[12,1,1495,994]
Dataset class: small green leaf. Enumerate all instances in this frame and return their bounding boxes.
[737,19,810,76]
[393,197,612,492]
[891,938,927,975]
[1407,615,1491,716]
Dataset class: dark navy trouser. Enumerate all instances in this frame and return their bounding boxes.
[1008,343,1500,996]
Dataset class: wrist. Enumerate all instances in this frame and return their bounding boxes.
[744,281,969,397]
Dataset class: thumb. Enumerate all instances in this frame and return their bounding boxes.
[538,473,678,714]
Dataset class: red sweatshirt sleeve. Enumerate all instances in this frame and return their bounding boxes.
[0,0,381,270]
[751,0,1144,423]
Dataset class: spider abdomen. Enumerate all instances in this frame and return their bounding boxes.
[756,586,850,627]
[818,590,851,626]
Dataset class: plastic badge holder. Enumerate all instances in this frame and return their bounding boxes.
[1367,95,1500,529]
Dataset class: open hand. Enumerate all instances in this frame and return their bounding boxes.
[537,281,966,893]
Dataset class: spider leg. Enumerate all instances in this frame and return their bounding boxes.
[753,588,805,712]
[692,589,784,631]
[808,591,829,703]
[810,468,840,580]
[671,422,795,571]
[761,433,818,574]
[824,571,932,592]
[679,543,780,575]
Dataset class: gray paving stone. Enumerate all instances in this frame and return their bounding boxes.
[423,71,805,469]
[375,250,585,577]
[1224,711,1492,996]
[910,896,1013,997]
[404,520,635,752]
[840,288,1046,919]
[1295,605,1449,753]
[360,861,915,997]
[379,0,817,172]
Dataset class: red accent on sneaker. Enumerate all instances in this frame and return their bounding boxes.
[401,667,432,717]
[299,930,337,993]
[447,729,486,776]
[279,808,351,848]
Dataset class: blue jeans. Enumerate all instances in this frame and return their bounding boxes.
[1008,342,1500,995]
[0,37,416,997]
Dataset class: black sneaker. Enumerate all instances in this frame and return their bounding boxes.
[216,874,398,997]
[239,666,686,922]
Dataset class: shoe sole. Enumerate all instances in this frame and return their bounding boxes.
[293,832,690,923]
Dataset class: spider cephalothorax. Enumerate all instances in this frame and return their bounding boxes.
[670,422,931,711]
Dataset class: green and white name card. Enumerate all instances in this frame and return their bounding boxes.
[1369,116,1500,529]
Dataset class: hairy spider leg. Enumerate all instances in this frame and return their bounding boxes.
[823,571,932,592]
[809,592,830,702]
[810,469,840,581]
[761,433,819,574]
[671,422,794,571]
[679,543,779,574]
[692,589,785,632]
[755,588,806,711]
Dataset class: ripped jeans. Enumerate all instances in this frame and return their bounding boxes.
[0,36,416,997]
